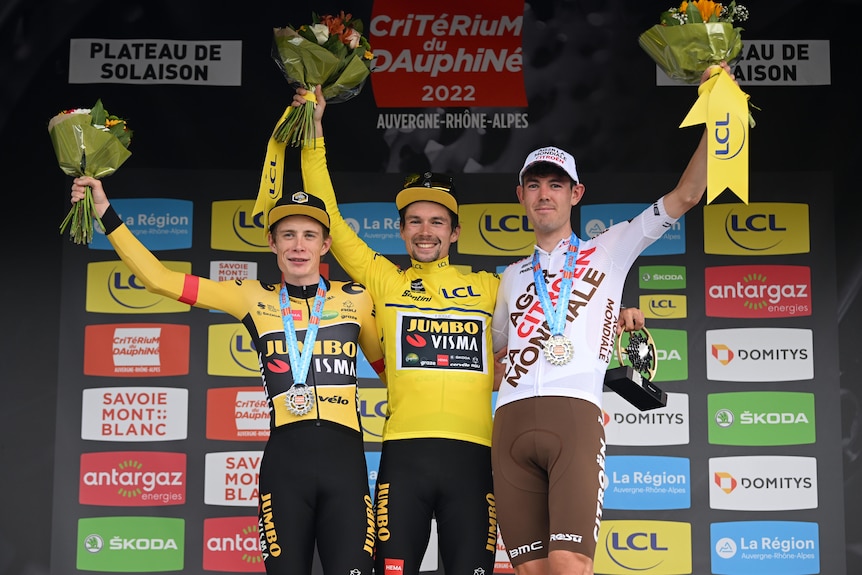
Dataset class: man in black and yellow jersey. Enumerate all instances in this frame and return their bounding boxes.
[70,176,384,575]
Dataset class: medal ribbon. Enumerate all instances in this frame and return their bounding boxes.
[279,277,327,387]
[532,232,579,336]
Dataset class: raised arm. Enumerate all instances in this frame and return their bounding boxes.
[70,177,243,316]
[70,177,185,298]
[297,86,397,286]
[660,62,735,219]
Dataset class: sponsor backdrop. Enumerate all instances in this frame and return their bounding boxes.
[1,0,855,574]
[53,165,842,575]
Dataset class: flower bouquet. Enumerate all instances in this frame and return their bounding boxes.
[638,1,749,84]
[271,11,374,147]
[49,99,132,244]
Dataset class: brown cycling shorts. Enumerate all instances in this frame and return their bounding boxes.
[492,396,607,566]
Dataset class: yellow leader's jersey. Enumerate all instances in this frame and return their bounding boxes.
[302,140,499,446]
[104,211,385,432]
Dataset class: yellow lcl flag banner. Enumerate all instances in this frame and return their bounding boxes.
[254,105,292,233]
[679,67,749,204]
[254,91,319,233]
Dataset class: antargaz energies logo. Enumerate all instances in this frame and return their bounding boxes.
[705,265,811,317]
[80,451,187,506]
[203,517,264,572]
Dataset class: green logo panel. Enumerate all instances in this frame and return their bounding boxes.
[708,391,816,446]
[77,516,185,572]
[638,265,686,290]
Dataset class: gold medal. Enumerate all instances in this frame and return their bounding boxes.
[543,335,574,366]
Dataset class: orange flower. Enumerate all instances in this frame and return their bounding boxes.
[679,0,723,22]
[320,11,366,48]
[320,12,345,36]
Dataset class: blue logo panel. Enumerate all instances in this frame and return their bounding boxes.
[90,198,193,251]
[366,451,381,500]
[581,203,685,256]
[357,347,377,379]
[340,202,406,255]
[604,455,690,510]
[711,521,819,575]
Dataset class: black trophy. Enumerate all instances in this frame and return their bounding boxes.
[604,326,667,411]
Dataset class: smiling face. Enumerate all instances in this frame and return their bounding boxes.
[268,215,332,285]
[399,201,460,263]
[517,171,584,250]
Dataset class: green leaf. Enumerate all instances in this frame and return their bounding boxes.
[686,4,704,23]
[90,99,107,126]
[322,34,348,59]
[108,122,132,148]
[296,26,318,44]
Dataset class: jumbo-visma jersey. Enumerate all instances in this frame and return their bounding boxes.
[104,209,385,433]
[303,140,499,447]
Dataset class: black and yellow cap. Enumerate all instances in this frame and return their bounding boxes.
[268,191,330,229]
[395,172,458,214]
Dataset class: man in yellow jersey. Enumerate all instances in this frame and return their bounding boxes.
[290,86,644,575]
[296,88,498,575]
[70,177,384,575]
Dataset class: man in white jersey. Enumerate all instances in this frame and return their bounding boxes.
[490,62,736,575]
